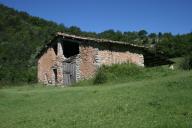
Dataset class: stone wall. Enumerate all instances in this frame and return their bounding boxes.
[97,50,144,66]
[78,43,144,80]
[38,40,144,85]
[79,44,98,79]
[38,47,57,84]
[38,42,65,85]
[56,42,65,84]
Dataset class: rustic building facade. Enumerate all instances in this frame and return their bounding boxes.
[37,32,173,86]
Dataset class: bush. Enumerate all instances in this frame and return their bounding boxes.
[180,55,192,70]
[93,63,141,85]
[93,69,107,85]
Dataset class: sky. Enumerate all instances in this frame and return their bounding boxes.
[0,0,192,34]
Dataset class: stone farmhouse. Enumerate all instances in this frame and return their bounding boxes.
[37,32,173,86]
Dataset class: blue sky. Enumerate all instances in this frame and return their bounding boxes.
[0,0,192,34]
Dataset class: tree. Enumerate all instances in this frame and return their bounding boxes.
[138,30,148,37]
[158,32,162,38]
[148,33,157,38]
[68,26,81,35]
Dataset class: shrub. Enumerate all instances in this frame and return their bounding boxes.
[180,54,192,70]
[93,69,107,85]
[93,63,142,85]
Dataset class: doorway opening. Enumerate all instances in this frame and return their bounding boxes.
[53,69,58,83]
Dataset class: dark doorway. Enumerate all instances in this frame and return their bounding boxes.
[53,69,58,83]
[52,43,58,55]
[62,41,79,58]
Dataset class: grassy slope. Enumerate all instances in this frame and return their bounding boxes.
[0,68,192,128]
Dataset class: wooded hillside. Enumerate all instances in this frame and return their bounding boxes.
[0,4,192,84]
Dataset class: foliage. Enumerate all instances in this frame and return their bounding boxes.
[93,63,142,85]
[93,68,107,85]
[91,63,175,85]
[180,54,192,70]
[0,4,192,84]
[100,63,142,82]
[156,34,192,57]
[0,4,64,84]
[0,4,99,84]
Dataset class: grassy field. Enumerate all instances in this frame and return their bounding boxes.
[0,65,192,128]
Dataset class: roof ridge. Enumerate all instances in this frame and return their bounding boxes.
[56,32,146,48]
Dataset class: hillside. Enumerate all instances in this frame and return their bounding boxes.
[0,2,192,128]
[0,4,66,84]
[0,68,192,128]
[0,4,192,84]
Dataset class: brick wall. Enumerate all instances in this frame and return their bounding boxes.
[78,43,144,80]
[38,41,144,85]
[38,47,57,84]
[97,50,144,66]
[79,45,98,79]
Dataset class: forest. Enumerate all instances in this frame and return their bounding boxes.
[0,4,192,84]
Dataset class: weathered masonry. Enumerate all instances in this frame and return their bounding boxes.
[37,32,173,86]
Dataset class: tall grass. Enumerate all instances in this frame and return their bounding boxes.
[180,54,192,70]
[93,63,175,85]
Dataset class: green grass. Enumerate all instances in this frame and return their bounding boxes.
[170,57,184,69]
[0,65,192,128]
